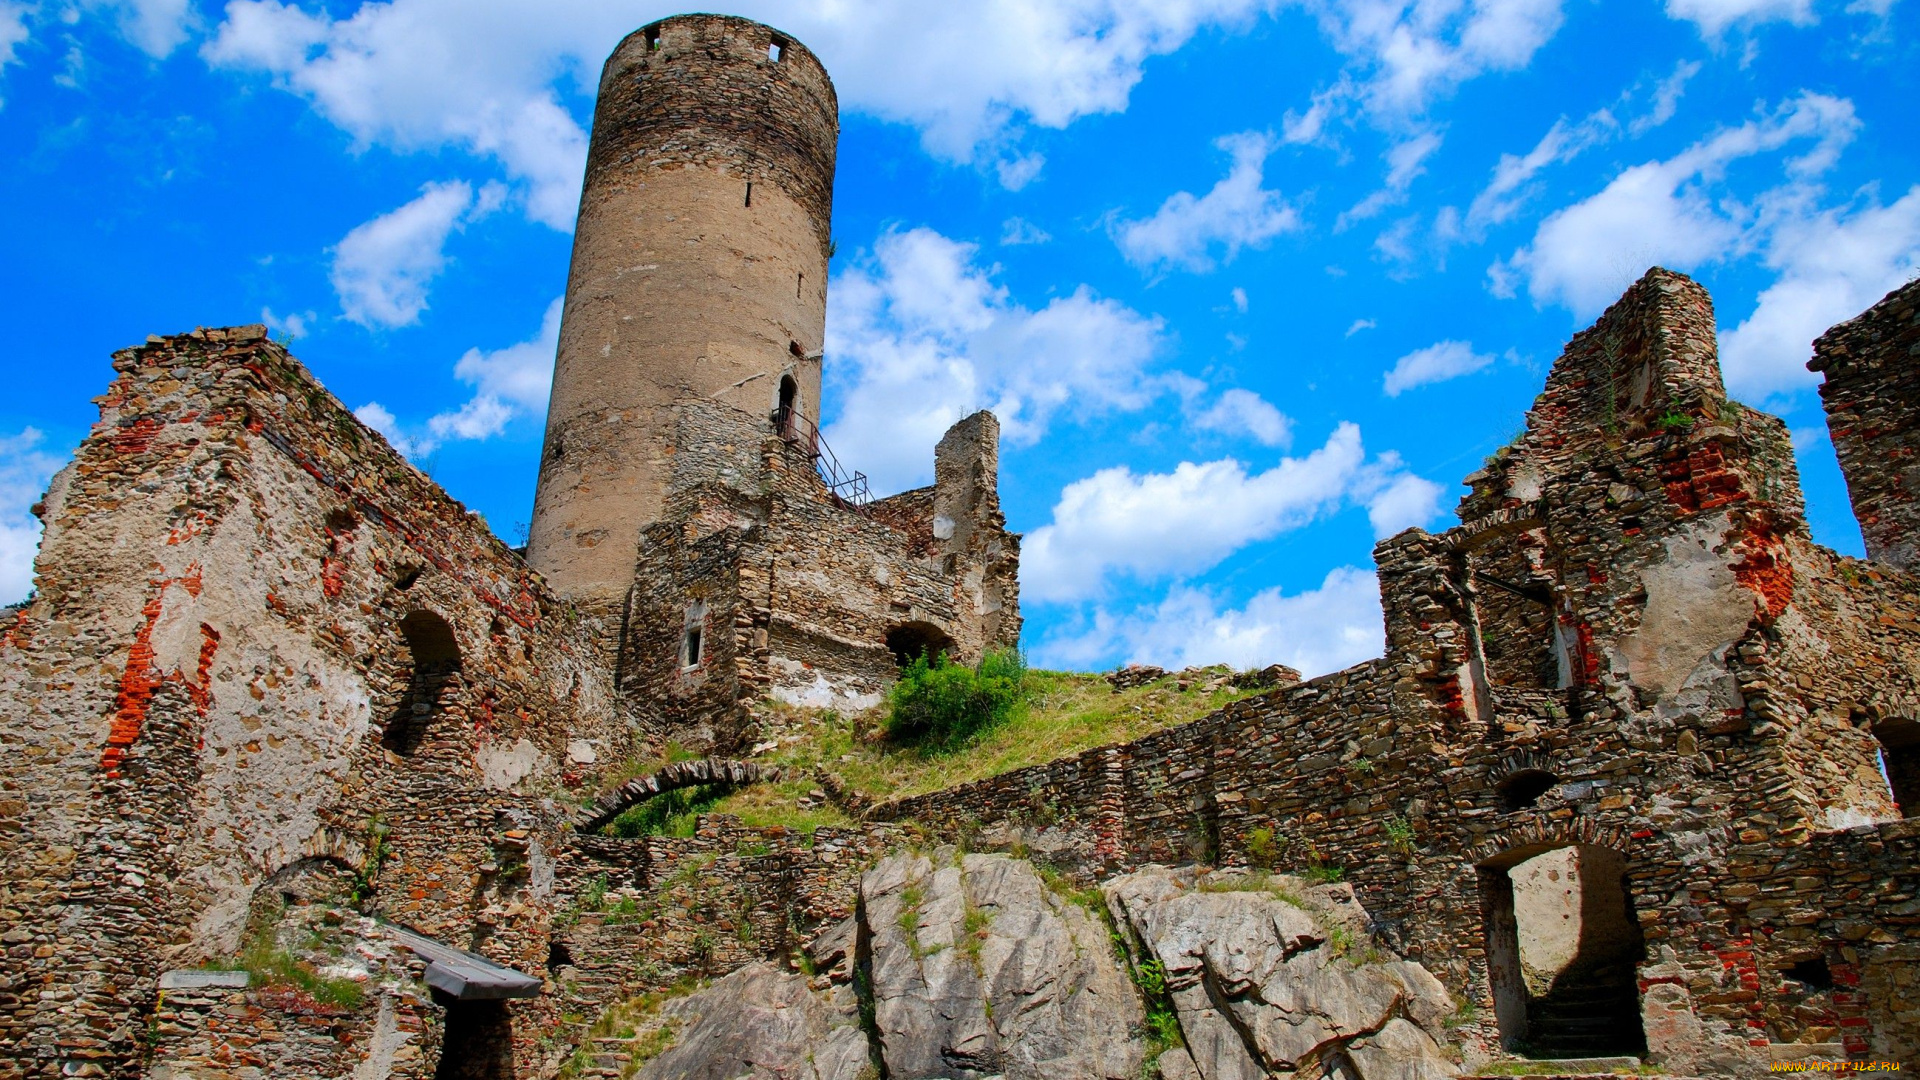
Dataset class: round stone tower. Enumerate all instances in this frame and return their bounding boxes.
[528,13,838,611]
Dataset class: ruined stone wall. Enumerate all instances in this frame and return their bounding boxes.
[0,327,637,1079]
[619,405,1022,749]
[873,270,1920,1067]
[1812,279,1920,570]
[529,13,838,610]
[549,819,897,1048]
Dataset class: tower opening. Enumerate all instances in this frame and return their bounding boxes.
[769,35,787,61]
[1873,716,1920,814]
[681,601,708,670]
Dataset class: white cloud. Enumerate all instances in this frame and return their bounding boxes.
[1024,426,1368,602]
[1346,318,1376,336]
[353,402,432,460]
[1230,286,1249,313]
[1631,59,1701,135]
[330,180,477,328]
[1498,91,1859,317]
[1034,567,1386,677]
[1467,112,1618,231]
[1114,130,1299,273]
[426,394,514,442]
[0,3,30,77]
[0,428,68,604]
[996,152,1046,190]
[449,295,564,414]
[352,298,564,459]
[1188,387,1292,446]
[1000,217,1052,245]
[1301,0,1567,117]
[1366,470,1444,536]
[83,0,195,56]
[1382,338,1496,395]
[824,227,1166,492]
[1341,129,1444,227]
[261,306,316,340]
[1021,422,1440,602]
[1721,185,1920,399]
[204,0,1287,223]
[1665,0,1816,36]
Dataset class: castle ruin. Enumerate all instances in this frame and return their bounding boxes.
[0,12,1916,1080]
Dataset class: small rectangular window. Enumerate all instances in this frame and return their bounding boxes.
[644,26,660,50]
[768,38,785,61]
[744,182,753,208]
[682,625,703,669]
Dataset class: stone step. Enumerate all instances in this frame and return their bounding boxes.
[1462,1057,1645,1077]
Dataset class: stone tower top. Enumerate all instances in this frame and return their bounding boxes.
[528,14,840,613]
[588,14,838,245]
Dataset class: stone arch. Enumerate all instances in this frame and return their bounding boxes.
[885,621,954,666]
[381,609,462,755]
[1476,829,1646,1058]
[1491,750,1563,812]
[573,758,785,833]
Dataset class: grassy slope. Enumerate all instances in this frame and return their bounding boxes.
[667,668,1259,833]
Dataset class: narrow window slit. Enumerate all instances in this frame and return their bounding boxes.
[745,182,753,208]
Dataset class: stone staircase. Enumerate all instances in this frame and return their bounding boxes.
[1524,963,1646,1058]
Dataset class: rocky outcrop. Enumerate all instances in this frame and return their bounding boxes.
[862,850,1145,1080]
[1105,867,1457,1080]
[630,962,870,1080]
[572,857,1463,1080]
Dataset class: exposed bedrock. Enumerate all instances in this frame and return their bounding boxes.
[861,850,1146,1080]
[1105,866,1458,1080]
[588,855,1464,1080]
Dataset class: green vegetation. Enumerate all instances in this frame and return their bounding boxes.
[224,902,365,1010]
[703,667,1261,822]
[557,976,706,1079]
[884,648,1030,749]
[1130,956,1184,1064]
[595,663,1266,841]
[1195,871,1303,908]
[608,783,730,838]
[1384,814,1416,856]
[1656,409,1695,430]
[1243,826,1280,869]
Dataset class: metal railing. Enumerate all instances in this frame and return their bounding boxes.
[773,407,871,508]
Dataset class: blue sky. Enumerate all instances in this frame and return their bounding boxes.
[0,0,1914,676]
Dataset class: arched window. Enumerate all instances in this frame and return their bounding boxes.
[775,374,799,437]
[382,610,460,755]
[1498,769,1561,812]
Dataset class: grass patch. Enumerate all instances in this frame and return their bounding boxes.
[607,783,729,838]
[743,669,1262,806]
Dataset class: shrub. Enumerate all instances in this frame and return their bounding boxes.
[884,648,1028,751]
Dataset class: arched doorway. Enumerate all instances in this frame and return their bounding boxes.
[885,621,954,667]
[434,996,515,1079]
[382,610,461,755]
[1480,843,1646,1057]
